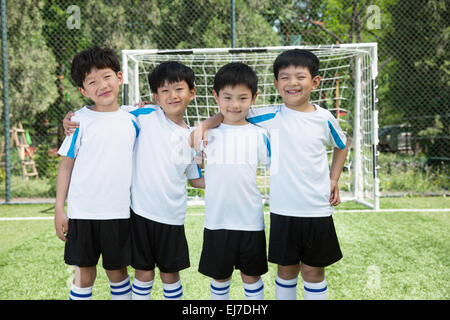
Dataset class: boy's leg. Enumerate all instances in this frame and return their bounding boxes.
[241,273,264,300]
[160,272,183,300]
[300,263,327,300]
[70,266,96,300]
[106,268,131,300]
[132,269,155,300]
[210,277,231,300]
[275,264,299,300]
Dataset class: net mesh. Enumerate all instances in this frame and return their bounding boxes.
[123,46,378,208]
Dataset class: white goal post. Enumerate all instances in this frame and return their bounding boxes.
[121,44,380,209]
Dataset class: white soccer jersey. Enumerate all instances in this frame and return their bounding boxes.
[204,123,271,231]
[57,106,138,220]
[127,105,202,225]
[247,103,346,217]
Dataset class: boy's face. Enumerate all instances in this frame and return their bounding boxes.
[79,67,123,109]
[153,80,196,119]
[274,65,321,109]
[213,84,257,125]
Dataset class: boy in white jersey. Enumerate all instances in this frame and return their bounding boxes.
[55,46,138,300]
[198,63,271,300]
[127,62,203,300]
[63,61,203,300]
[192,49,348,300]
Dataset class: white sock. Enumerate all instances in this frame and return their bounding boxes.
[303,278,328,300]
[69,284,93,300]
[109,276,132,300]
[275,275,297,300]
[163,279,183,300]
[243,278,264,300]
[210,279,231,300]
[132,278,153,300]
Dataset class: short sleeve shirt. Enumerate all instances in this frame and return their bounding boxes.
[57,106,138,220]
[204,123,271,231]
[128,105,202,225]
[247,103,346,217]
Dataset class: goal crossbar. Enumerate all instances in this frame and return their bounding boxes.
[122,44,379,209]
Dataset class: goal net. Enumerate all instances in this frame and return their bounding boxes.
[122,44,379,209]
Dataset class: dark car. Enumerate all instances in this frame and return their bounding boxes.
[378,124,412,152]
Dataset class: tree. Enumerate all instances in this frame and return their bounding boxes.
[0,0,58,126]
[385,0,449,164]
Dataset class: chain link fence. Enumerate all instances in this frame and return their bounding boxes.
[0,0,448,201]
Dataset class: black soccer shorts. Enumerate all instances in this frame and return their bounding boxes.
[64,218,131,270]
[268,213,343,267]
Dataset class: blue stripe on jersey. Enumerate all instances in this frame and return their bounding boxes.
[67,128,80,159]
[328,120,346,149]
[132,119,139,137]
[247,111,278,124]
[262,133,271,158]
[197,165,202,178]
[129,107,156,117]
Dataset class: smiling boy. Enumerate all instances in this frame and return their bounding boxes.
[192,49,349,300]
[55,46,138,300]
[198,63,271,300]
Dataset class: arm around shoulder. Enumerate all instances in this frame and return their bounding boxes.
[189,112,224,151]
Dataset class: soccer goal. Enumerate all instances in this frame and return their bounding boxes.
[121,44,380,210]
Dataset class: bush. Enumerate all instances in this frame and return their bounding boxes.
[378,153,449,193]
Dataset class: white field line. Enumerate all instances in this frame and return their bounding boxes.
[185,208,450,217]
[1,208,449,221]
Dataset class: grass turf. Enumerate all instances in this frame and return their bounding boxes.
[0,197,449,300]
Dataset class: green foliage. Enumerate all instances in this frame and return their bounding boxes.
[378,152,449,193]
[0,0,58,125]
[385,0,449,163]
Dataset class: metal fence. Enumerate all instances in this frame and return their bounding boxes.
[1,0,448,202]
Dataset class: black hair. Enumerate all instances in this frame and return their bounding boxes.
[148,61,195,93]
[70,46,121,88]
[273,49,320,79]
[213,62,258,96]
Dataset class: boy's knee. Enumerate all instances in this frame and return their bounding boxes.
[277,264,300,280]
[300,263,324,282]
[135,269,155,282]
[74,266,97,288]
[160,271,180,284]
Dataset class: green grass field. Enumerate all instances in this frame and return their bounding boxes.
[0,197,449,300]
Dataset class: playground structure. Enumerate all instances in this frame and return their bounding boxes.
[0,123,38,180]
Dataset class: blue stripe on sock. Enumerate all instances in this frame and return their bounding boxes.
[212,290,229,296]
[111,287,132,295]
[211,284,230,291]
[70,290,92,298]
[132,289,150,296]
[164,285,182,294]
[164,291,183,299]
[304,285,327,293]
[245,284,264,293]
[110,281,130,290]
[275,280,297,288]
[133,284,152,291]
